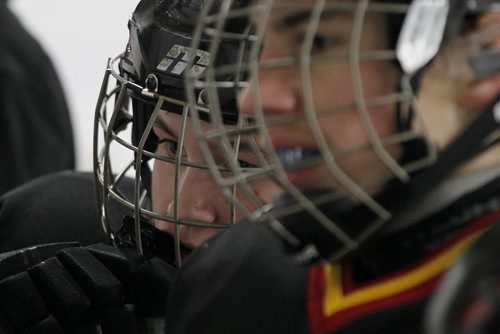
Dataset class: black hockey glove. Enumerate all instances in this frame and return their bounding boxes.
[0,242,176,334]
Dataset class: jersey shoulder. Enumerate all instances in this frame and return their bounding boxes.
[0,171,132,252]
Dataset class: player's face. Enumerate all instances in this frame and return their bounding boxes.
[151,111,281,250]
[239,0,402,196]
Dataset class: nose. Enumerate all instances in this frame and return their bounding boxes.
[166,167,220,225]
[164,166,225,249]
[238,42,301,117]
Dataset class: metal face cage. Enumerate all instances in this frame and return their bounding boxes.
[185,0,500,262]
[93,55,242,267]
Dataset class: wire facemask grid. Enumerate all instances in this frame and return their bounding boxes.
[94,56,243,267]
[185,0,465,262]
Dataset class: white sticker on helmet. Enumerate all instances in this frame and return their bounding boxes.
[396,0,450,74]
[157,45,211,76]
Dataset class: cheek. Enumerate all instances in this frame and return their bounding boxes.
[308,62,401,183]
[369,105,399,139]
[360,62,400,140]
[251,179,283,204]
[360,61,400,98]
[310,64,354,108]
[151,159,177,212]
[312,61,399,143]
[231,179,283,219]
[309,60,398,108]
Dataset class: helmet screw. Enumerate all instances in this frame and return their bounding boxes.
[125,42,132,56]
[146,74,159,92]
[198,89,209,106]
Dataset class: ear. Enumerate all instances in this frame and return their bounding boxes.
[457,12,500,111]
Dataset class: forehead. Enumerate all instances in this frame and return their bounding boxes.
[252,0,364,27]
[256,0,358,5]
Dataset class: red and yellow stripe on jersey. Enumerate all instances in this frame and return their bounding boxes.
[307,210,500,334]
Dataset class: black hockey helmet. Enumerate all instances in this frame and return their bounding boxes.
[120,0,249,152]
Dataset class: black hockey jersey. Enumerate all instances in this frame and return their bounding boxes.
[165,172,500,333]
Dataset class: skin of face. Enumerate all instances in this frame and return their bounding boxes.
[240,1,500,196]
[239,0,402,196]
[151,111,281,250]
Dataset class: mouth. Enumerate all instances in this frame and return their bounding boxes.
[276,146,322,172]
[274,146,324,186]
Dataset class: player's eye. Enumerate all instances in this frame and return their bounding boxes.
[157,139,180,158]
[167,140,178,155]
[238,159,259,169]
[311,34,339,53]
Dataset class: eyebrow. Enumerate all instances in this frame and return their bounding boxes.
[280,9,350,28]
[154,113,257,153]
[153,114,176,138]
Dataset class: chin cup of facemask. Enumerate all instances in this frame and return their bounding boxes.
[114,216,189,266]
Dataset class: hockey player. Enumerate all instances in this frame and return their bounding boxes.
[0,0,262,332]
[92,0,275,266]
[164,0,500,333]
